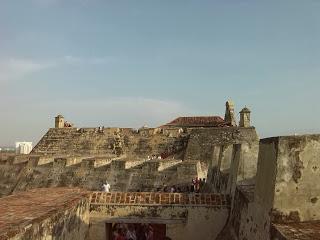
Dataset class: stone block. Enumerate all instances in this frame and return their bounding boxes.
[142,161,160,172]
[81,159,95,169]
[53,158,67,168]
[111,160,126,171]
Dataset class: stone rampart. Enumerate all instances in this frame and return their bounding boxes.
[31,127,189,159]
[185,127,259,183]
[0,156,200,195]
[219,134,320,240]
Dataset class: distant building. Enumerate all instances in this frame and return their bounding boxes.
[15,142,33,154]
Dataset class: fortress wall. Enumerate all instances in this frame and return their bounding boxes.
[247,135,320,239]
[0,188,90,240]
[31,128,188,160]
[11,155,33,164]
[0,161,27,197]
[184,127,258,163]
[218,185,253,240]
[123,159,148,169]
[206,145,221,190]
[176,161,200,184]
[1,157,200,196]
[272,135,320,222]
[89,192,230,240]
[2,126,258,198]
[237,141,259,183]
[37,156,55,165]
[227,138,281,240]
[224,134,320,240]
[227,142,259,195]
[212,144,234,193]
[158,159,183,171]
[226,144,242,195]
[185,127,259,192]
[206,141,258,195]
[13,197,90,240]
[0,153,16,162]
[90,206,228,240]
[94,158,113,168]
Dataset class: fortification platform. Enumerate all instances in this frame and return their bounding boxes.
[0,188,90,240]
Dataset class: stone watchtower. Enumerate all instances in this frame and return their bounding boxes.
[55,115,65,128]
[224,100,237,126]
[239,107,251,127]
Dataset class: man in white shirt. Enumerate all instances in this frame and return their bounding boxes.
[102,181,111,192]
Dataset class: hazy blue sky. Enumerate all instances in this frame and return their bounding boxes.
[0,0,319,146]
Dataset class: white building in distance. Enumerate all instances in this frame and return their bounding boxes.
[15,142,33,154]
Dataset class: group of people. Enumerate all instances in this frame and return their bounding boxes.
[162,177,206,193]
[64,121,73,127]
[191,177,206,193]
[147,155,162,160]
[111,223,171,240]
[102,177,206,194]
[148,147,181,160]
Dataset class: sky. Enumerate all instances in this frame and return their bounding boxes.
[0,0,320,146]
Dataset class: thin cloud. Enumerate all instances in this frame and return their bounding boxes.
[31,0,60,6]
[0,55,113,84]
[63,55,113,65]
[0,58,51,83]
[0,96,190,145]
[39,97,191,128]
[31,0,98,7]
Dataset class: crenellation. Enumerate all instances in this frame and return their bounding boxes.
[53,158,67,168]
[81,158,95,169]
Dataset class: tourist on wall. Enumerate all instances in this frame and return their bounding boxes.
[102,181,111,192]
[195,177,200,192]
[191,178,196,192]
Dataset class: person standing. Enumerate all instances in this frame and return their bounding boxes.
[195,177,200,192]
[191,178,196,192]
[102,181,111,192]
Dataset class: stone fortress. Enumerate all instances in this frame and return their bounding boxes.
[0,100,319,240]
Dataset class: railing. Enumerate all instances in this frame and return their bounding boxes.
[90,192,230,208]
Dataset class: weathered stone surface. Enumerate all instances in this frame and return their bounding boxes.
[271,221,320,240]
[89,192,230,240]
[220,134,320,240]
[9,106,320,240]
[0,188,90,240]
[31,127,189,158]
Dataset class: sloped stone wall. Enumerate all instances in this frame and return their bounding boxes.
[0,157,200,195]
[185,127,259,184]
[31,127,189,159]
